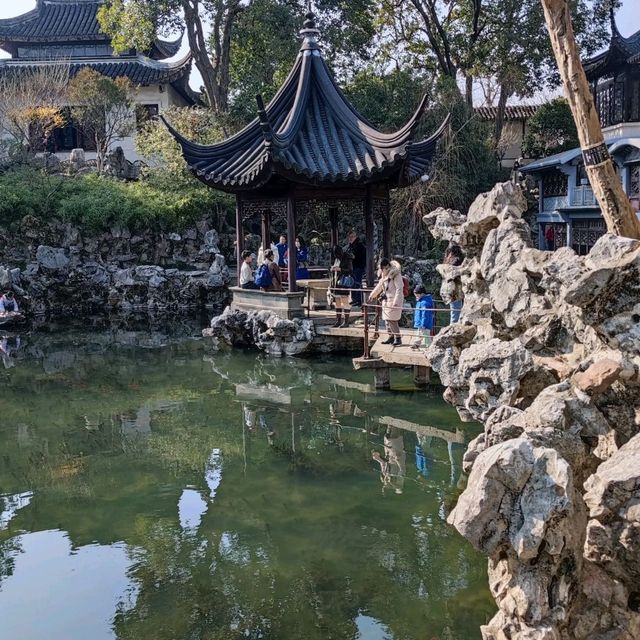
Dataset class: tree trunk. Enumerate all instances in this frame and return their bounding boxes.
[464,74,474,109]
[541,0,640,239]
[494,82,511,151]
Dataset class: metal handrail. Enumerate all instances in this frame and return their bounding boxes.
[361,300,449,360]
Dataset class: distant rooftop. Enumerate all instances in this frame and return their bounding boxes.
[0,0,182,60]
[474,105,541,121]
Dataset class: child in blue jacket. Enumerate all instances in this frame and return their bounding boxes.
[412,285,434,349]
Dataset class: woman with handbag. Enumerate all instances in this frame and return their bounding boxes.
[330,245,354,328]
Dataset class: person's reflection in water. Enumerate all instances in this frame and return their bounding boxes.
[447,440,457,486]
[371,427,406,494]
[415,434,432,478]
[258,414,276,446]
[0,335,20,369]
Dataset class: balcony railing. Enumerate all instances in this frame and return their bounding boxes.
[570,185,597,207]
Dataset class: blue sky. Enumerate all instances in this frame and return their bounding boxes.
[1,0,639,99]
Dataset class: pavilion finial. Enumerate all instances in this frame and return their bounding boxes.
[300,2,320,48]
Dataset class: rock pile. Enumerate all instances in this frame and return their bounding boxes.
[203,307,315,357]
[0,218,231,315]
[424,181,640,639]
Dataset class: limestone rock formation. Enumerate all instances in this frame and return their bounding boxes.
[423,182,640,639]
[204,307,315,357]
[0,219,231,316]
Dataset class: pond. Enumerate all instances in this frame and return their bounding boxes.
[0,323,494,640]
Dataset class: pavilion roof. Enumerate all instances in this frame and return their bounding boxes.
[583,13,640,81]
[0,0,182,61]
[165,13,448,193]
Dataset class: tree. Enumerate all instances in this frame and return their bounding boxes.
[522,98,578,158]
[376,0,613,146]
[540,0,640,239]
[99,0,245,114]
[0,65,69,158]
[67,68,136,174]
[99,0,376,119]
[136,106,228,181]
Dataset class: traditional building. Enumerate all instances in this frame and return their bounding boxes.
[475,104,541,169]
[166,11,447,318]
[522,15,640,254]
[0,0,197,160]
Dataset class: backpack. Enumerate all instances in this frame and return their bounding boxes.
[255,263,273,288]
[402,276,411,298]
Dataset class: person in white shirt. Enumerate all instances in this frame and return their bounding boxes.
[257,241,279,267]
[240,250,258,289]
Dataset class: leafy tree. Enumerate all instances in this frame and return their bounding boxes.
[522,97,579,158]
[99,0,249,114]
[376,0,614,145]
[0,65,69,158]
[136,106,230,183]
[99,0,376,118]
[67,68,136,174]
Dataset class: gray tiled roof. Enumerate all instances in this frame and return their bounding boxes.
[0,0,182,60]
[475,105,541,120]
[0,53,195,99]
[584,19,640,80]
[165,19,448,193]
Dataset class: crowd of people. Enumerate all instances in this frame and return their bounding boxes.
[238,229,466,346]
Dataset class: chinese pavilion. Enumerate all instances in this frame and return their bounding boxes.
[0,0,197,157]
[166,11,448,308]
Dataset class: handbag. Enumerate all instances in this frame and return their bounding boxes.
[337,274,355,288]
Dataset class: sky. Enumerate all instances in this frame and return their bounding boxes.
[1,0,640,102]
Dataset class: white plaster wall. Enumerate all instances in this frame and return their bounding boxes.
[0,82,189,163]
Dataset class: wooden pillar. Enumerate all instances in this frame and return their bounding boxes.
[365,186,375,288]
[287,195,297,292]
[329,207,339,249]
[382,191,391,259]
[261,209,271,255]
[235,195,244,285]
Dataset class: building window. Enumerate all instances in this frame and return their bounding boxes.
[572,219,606,256]
[630,164,640,198]
[32,108,97,153]
[136,104,160,131]
[17,44,114,59]
[542,170,568,197]
[576,162,589,187]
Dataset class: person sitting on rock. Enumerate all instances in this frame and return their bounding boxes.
[240,250,259,290]
[0,291,19,315]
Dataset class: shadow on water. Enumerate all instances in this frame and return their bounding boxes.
[0,319,495,640]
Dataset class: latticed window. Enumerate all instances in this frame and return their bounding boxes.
[542,170,568,197]
[572,219,606,256]
[630,164,640,198]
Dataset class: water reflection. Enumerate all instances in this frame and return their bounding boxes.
[0,330,493,640]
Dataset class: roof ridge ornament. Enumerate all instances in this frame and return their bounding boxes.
[299,3,321,51]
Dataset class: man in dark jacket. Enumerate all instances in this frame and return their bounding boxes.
[347,230,366,306]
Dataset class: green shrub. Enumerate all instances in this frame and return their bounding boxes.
[0,167,234,234]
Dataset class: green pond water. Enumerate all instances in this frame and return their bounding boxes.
[0,323,494,640]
